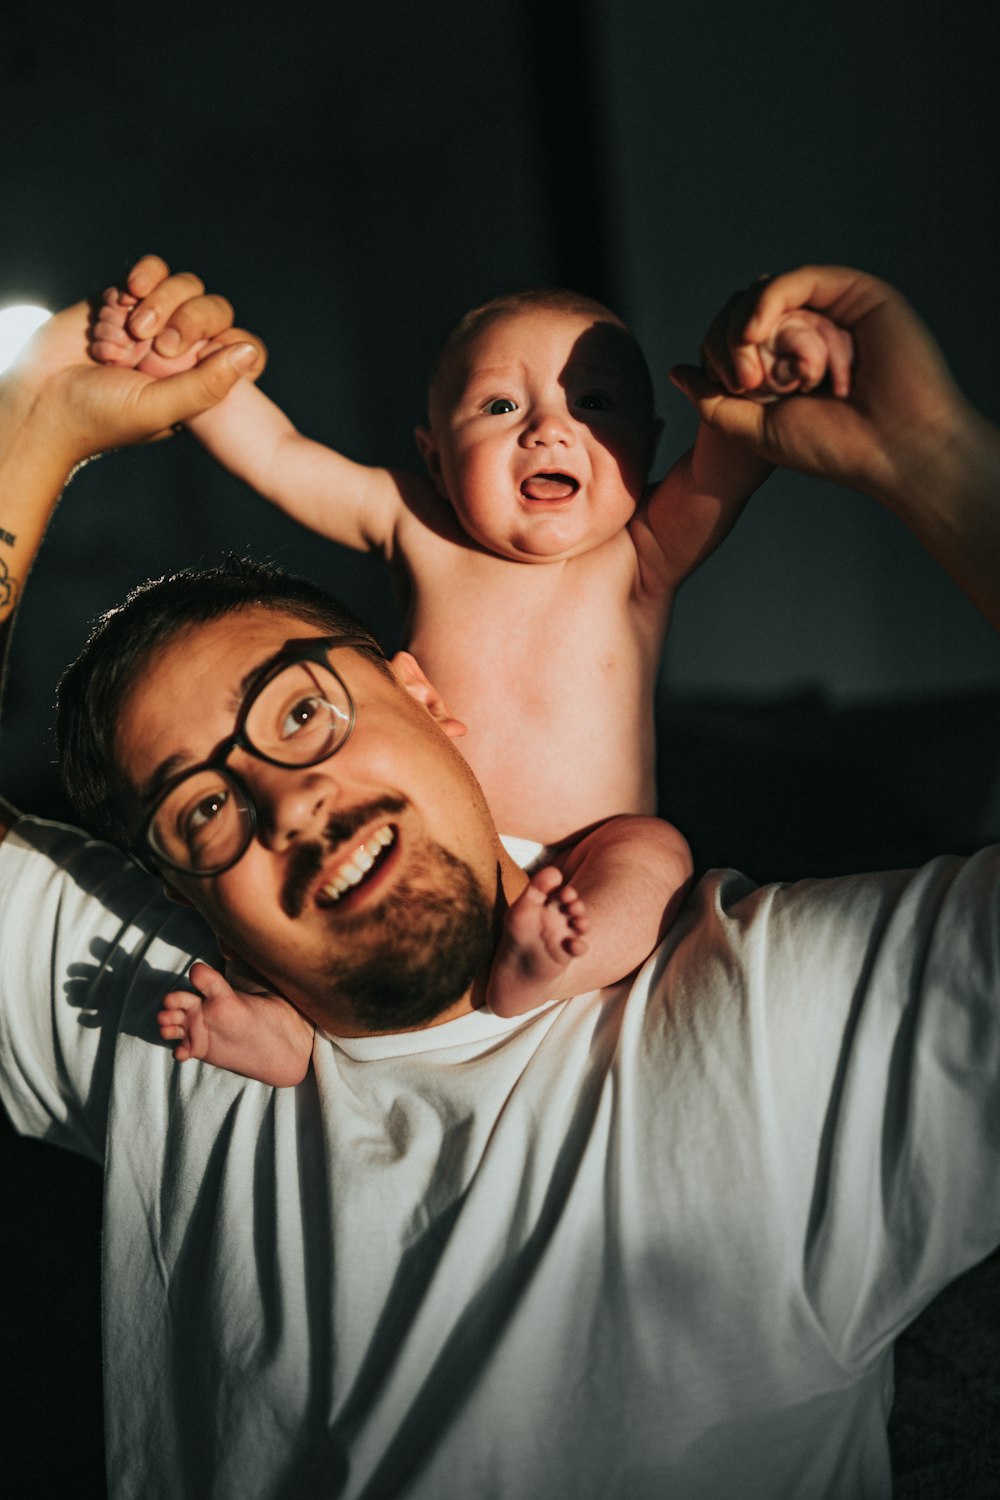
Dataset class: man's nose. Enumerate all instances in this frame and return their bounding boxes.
[245,762,338,850]
[520,402,574,448]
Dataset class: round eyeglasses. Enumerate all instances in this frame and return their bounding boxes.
[139,635,375,876]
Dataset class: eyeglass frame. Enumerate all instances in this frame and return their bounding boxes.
[136,633,376,878]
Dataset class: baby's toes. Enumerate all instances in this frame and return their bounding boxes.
[530,865,565,900]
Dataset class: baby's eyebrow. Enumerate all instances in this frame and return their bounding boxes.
[463,362,525,385]
[566,362,623,384]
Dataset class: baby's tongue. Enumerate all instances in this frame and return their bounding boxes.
[521,475,576,501]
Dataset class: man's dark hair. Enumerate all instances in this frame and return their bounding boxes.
[55,555,389,849]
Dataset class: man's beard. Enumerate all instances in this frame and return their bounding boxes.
[328,841,494,1031]
[282,799,495,1032]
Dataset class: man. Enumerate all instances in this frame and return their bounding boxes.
[1,266,998,1498]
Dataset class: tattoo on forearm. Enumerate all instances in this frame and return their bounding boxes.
[0,528,15,546]
[0,556,18,611]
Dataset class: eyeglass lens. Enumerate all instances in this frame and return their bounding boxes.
[149,658,353,872]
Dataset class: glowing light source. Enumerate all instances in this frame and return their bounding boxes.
[0,304,52,375]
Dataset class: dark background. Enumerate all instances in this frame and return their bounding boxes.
[1,2,999,1494]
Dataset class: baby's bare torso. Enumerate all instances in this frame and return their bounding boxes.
[391,486,671,844]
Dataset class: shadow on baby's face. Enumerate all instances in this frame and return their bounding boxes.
[416,304,662,563]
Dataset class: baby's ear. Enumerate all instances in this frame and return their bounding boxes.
[414,425,446,494]
[648,415,665,467]
[390,650,467,738]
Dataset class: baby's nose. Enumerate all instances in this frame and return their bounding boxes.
[522,406,573,446]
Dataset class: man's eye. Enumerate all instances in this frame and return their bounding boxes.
[576,391,612,412]
[280,695,324,739]
[183,790,229,839]
[483,397,518,415]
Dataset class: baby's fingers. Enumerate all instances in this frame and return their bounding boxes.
[765,311,855,398]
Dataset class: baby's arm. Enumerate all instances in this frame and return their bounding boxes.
[91,265,405,555]
[158,960,314,1087]
[487,816,692,1016]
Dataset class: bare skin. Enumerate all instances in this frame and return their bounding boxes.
[158,866,592,1085]
[157,960,316,1085]
[486,867,590,1016]
[92,258,844,1080]
[8,264,997,1074]
[91,269,849,842]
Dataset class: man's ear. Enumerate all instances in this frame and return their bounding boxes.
[414,425,446,495]
[162,880,238,959]
[390,650,467,738]
[161,880,195,909]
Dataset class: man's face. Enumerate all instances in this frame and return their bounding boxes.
[114,610,505,1035]
[421,307,657,562]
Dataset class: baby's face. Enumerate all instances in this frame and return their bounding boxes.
[420,307,656,563]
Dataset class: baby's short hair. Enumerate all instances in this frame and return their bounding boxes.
[428,287,655,422]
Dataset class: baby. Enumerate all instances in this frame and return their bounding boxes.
[93,268,851,1082]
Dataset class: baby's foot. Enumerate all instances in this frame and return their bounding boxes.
[157,959,314,1086]
[487,866,590,1017]
[757,309,854,399]
[90,285,210,378]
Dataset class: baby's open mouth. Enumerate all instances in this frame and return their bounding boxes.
[316,824,396,906]
[520,473,579,502]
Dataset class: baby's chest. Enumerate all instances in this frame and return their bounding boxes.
[408,544,658,678]
[414,576,650,716]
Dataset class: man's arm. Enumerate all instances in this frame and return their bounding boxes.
[671,266,1000,632]
[96,256,412,556]
[630,309,855,596]
[0,273,266,844]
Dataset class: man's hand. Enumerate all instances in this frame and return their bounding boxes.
[92,255,268,388]
[0,260,267,653]
[672,265,1000,632]
[702,305,855,401]
[671,266,967,508]
[2,259,266,471]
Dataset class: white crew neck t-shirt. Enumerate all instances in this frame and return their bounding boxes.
[2,815,999,1499]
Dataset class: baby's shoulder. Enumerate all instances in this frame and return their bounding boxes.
[391,470,465,546]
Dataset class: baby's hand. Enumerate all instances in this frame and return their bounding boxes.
[756,309,854,399]
[158,958,314,1087]
[91,285,215,379]
[702,299,854,402]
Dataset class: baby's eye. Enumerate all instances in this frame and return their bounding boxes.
[576,391,613,412]
[483,397,518,415]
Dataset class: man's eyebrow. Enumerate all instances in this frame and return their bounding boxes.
[137,750,197,808]
[136,643,297,807]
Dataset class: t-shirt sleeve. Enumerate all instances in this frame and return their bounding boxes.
[0,815,213,1163]
[662,848,1000,1367]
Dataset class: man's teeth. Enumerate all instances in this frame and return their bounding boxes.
[319,825,395,903]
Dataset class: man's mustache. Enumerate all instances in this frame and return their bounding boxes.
[281,795,407,917]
